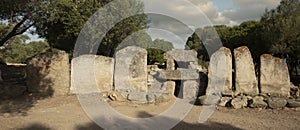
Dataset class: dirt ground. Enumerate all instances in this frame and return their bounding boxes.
[0,95,300,130]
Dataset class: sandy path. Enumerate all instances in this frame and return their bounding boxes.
[0,95,299,130]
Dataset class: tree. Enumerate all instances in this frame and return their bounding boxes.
[0,36,49,63]
[260,0,300,74]
[0,0,43,46]
[147,39,174,65]
[0,0,148,56]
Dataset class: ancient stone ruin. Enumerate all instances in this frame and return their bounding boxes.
[114,46,148,96]
[260,54,290,97]
[70,55,114,94]
[234,46,259,96]
[2,44,299,109]
[206,47,232,96]
[26,50,70,96]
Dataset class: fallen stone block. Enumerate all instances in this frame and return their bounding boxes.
[231,96,248,109]
[267,98,287,109]
[250,96,267,108]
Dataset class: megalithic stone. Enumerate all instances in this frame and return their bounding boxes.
[260,54,290,97]
[234,46,259,96]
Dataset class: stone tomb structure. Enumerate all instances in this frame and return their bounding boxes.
[158,49,200,100]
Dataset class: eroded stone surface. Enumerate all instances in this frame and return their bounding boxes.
[250,96,267,108]
[231,96,248,109]
[114,46,148,94]
[27,50,70,96]
[71,55,114,94]
[207,47,233,96]
[260,54,290,97]
[157,69,199,80]
[267,98,287,109]
[234,46,258,96]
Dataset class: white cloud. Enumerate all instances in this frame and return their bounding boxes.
[140,0,281,46]
[222,0,281,24]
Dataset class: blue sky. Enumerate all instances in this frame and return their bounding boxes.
[211,0,236,11]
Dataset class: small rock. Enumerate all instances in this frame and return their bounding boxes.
[198,95,207,105]
[267,98,287,109]
[127,93,148,103]
[231,96,248,109]
[250,96,267,108]
[108,93,117,101]
[290,85,300,98]
[218,97,232,107]
[287,99,300,108]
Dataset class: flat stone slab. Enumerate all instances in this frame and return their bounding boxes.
[157,69,199,80]
[260,54,290,97]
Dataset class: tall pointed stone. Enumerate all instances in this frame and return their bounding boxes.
[206,47,233,96]
[234,46,258,96]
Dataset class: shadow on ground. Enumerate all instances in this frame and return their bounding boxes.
[75,111,242,130]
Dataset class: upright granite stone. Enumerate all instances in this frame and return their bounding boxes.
[234,46,259,96]
[206,47,232,96]
[26,50,70,96]
[260,54,290,97]
[70,55,114,94]
[114,46,148,97]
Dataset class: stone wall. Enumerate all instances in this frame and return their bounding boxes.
[26,50,70,96]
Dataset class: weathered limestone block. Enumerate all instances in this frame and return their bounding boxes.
[165,49,198,69]
[250,96,267,108]
[180,80,199,100]
[234,46,259,96]
[267,97,287,109]
[27,50,70,96]
[71,55,114,94]
[114,46,148,96]
[231,96,248,109]
[260,54,290,97]
[206,47,232,96]
[158,69,199,80]
[164,53,175,70]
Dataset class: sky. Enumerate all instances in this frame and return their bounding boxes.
[27,0,282,48]
[142,0,281,48]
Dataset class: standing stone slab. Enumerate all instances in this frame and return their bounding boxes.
[234,46,259,96]
[26,50,70,96]
[206,47,232,96]
[114,46,148,97]
[177,80,199,100]
[71,55,114,94]
[260,54,290,97]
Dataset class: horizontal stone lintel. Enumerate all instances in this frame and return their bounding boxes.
[157,69,199,80]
